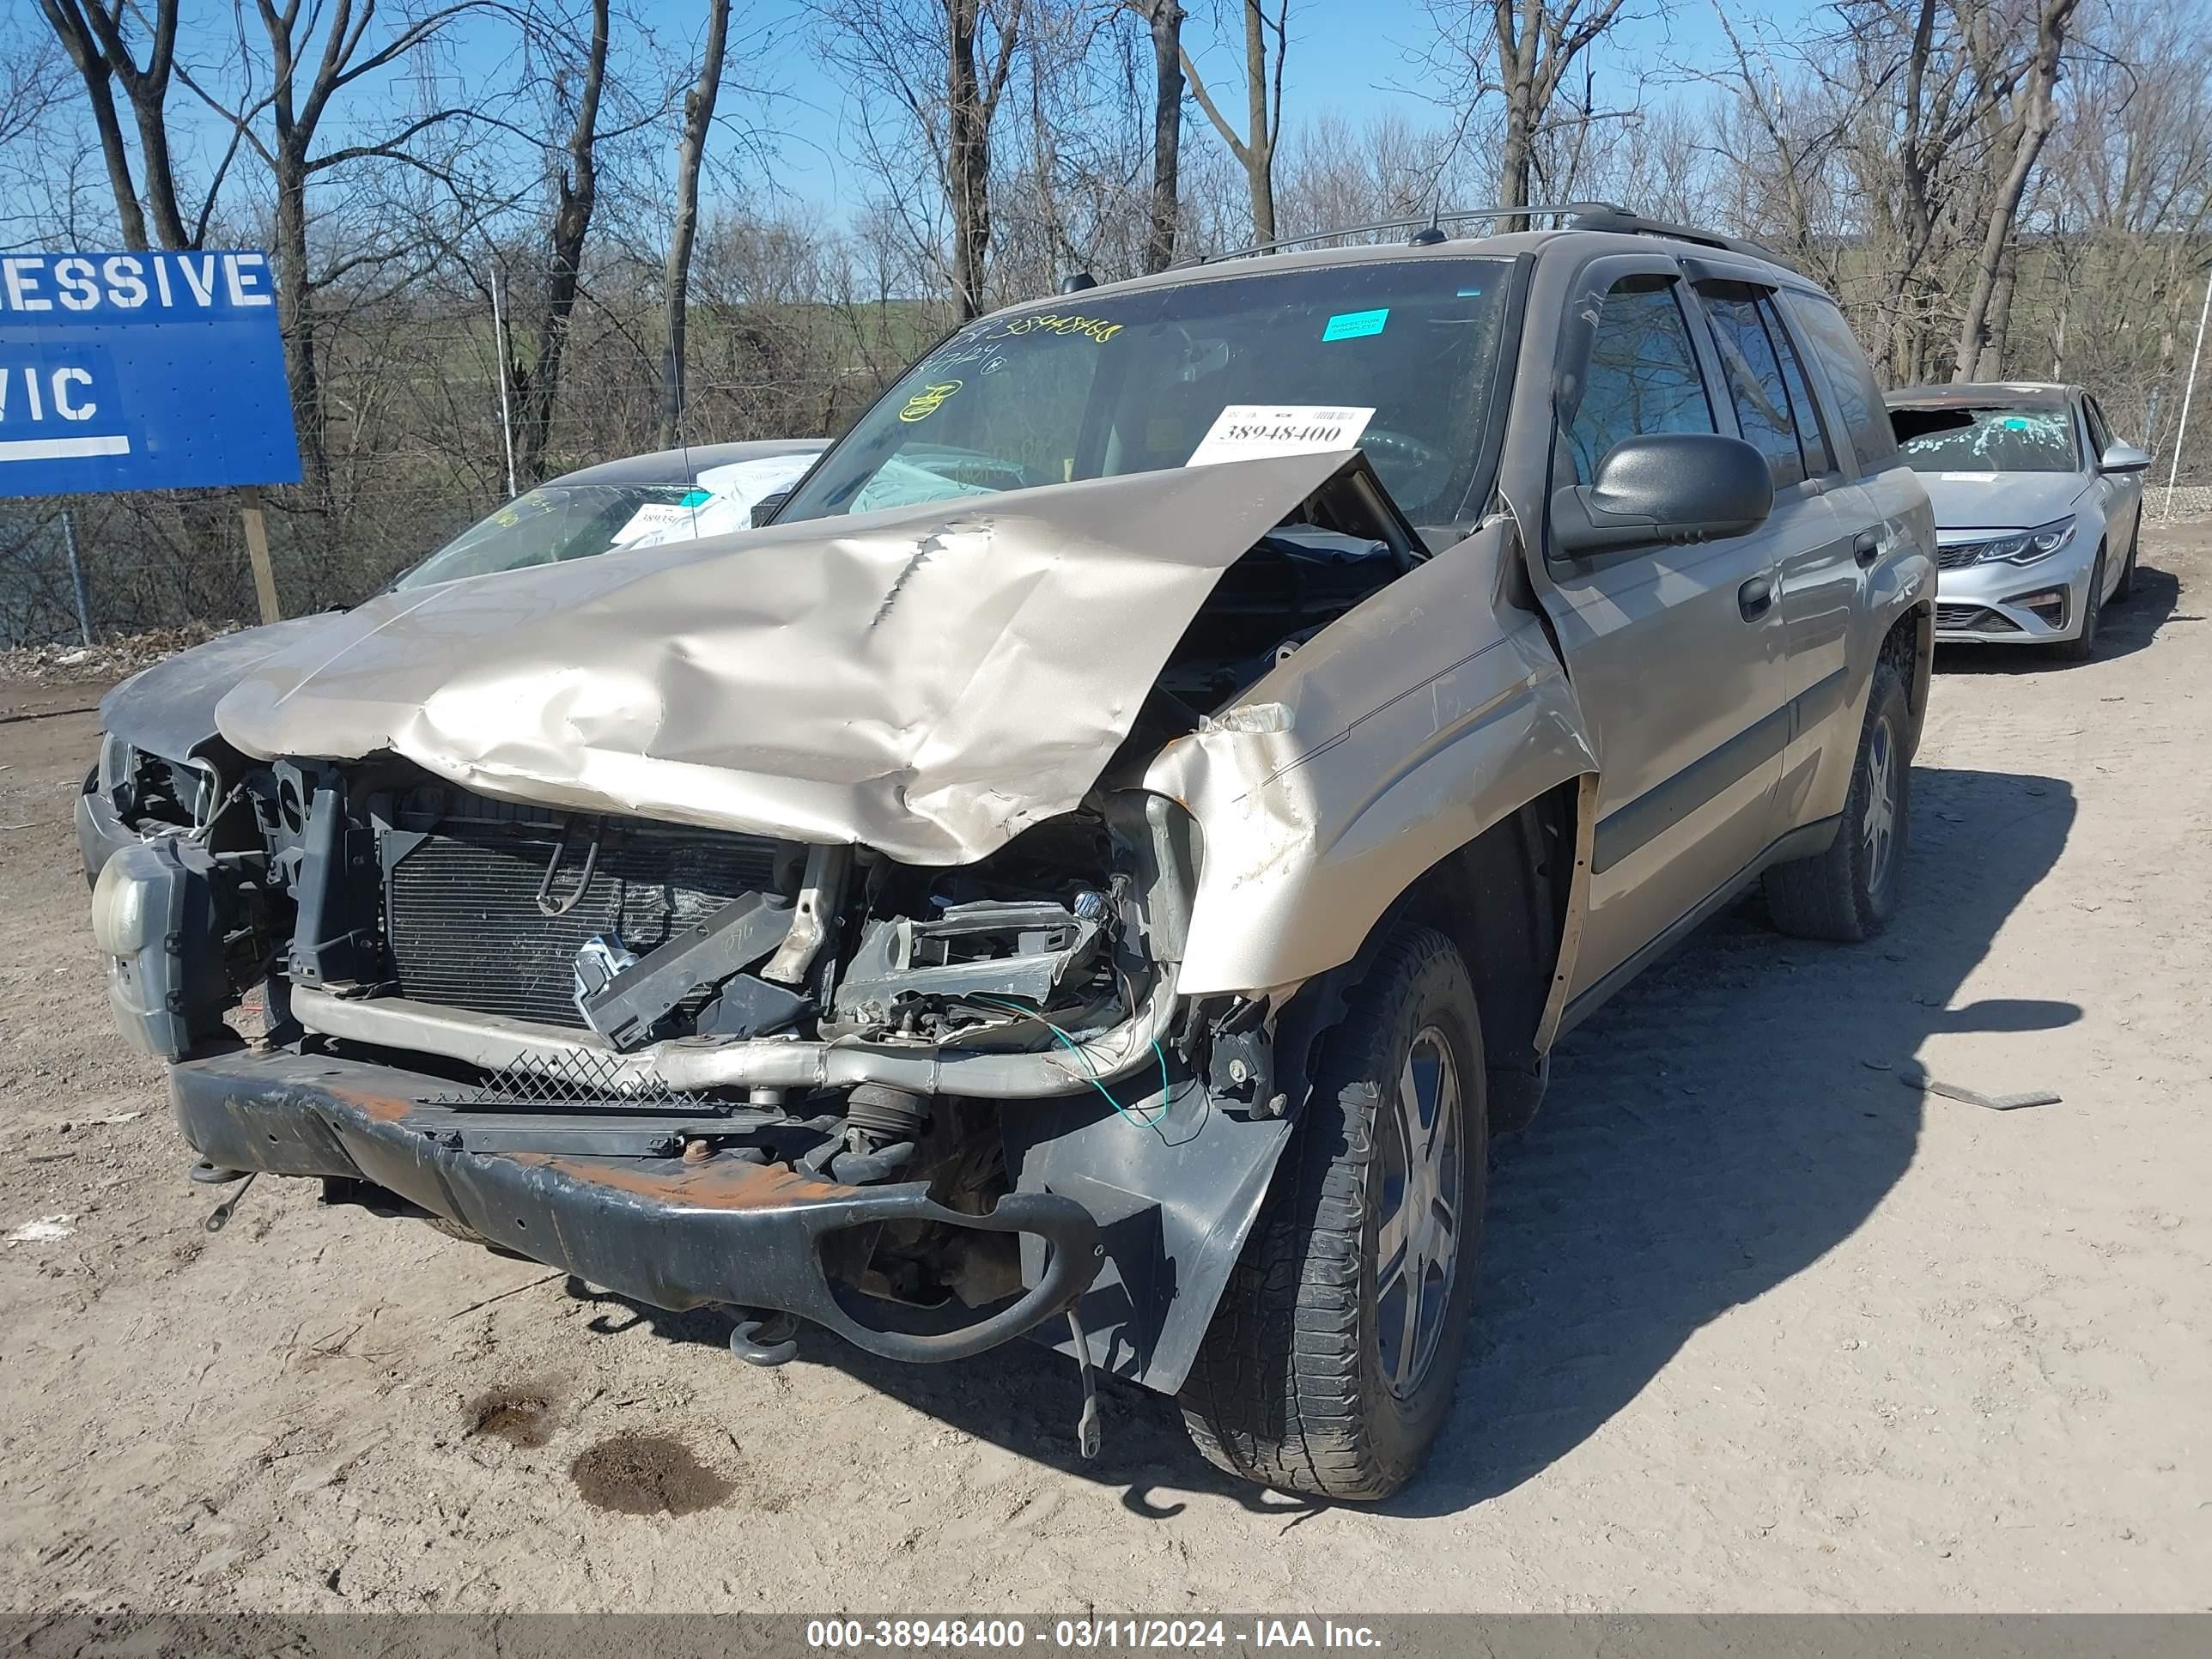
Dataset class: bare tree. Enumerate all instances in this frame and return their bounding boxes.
[820,0,1025,319]
[511,0,611,482]
[1419,0,1638,228]
[1952,0,2083,378]
[1180,0,1285,244]
[177,0,498,490]
[1122,0,1187,270]
[33,0,189,248]
[659,0,730,445]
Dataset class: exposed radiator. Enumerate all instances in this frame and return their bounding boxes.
[382,805,785,1030]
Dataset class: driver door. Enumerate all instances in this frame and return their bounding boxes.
[1534,259,1790,1006]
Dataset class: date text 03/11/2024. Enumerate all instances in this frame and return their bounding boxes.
[804,1621,1386,1650]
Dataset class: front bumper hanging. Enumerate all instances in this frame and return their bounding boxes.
[171,1046,1104,1364]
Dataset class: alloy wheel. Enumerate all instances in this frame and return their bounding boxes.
[1376,1027,1463,1400]
[1863,716,1899,899]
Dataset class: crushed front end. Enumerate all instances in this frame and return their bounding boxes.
[92,752,1308,1397]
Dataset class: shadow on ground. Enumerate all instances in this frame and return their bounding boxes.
[572,766,2076,1522]
[1936,561,2185,672]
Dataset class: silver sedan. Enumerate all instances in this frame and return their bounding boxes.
[1887,382,2150,659]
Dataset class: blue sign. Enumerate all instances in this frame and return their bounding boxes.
[0,250,301,498]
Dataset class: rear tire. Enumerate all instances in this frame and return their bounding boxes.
[1178,923,1486,1501]
[1764,658,1910,942]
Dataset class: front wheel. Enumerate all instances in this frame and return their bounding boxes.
[2057,550,2105,661]
[1765,658,1910,942]
[1178,923,1486,1501]
[2111,521,2138,603]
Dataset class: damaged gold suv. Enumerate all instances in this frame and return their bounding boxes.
[83,206,1935,1500]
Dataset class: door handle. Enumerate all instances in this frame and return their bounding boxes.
[1852,530,1881,567]
[1738,574,1775,621]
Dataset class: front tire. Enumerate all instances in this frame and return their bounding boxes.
[1765,657,1910,942]
[2057,550,2105,661]
[1178,923,1486,1501]
[2112,520,2137,602]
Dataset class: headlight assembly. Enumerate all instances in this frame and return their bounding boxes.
[1974,516,2075,565]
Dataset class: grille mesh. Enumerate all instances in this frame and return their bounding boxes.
[384,816,782,1028]
[1935,602,2018,632]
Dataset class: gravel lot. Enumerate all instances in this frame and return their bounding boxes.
[3,527,2209,1614]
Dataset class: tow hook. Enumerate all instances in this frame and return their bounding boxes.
[192,1162,258,1233]
[727,1309,799,1366]
[1066,1307,1102,1460]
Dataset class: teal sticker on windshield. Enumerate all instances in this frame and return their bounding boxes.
[2002,418,2029,430]
[1322,307,1389,342]
[678,488,711,506]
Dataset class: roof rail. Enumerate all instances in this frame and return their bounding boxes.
[1167,202,1800,275]
[1560,204,1801,273]
[1168,203,1631,269]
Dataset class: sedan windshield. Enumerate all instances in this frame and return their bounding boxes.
[1891,404,2078,474]
[394,451,822,590]
[775,258,1516,529]
[393,484,699,591]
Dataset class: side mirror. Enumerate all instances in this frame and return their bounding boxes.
[2099,443,2151,475]
[1550,431,1774,558]
[750,489,794,527]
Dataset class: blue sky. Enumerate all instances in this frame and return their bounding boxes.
[740,0,1829,218]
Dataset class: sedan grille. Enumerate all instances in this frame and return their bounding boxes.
[1936,544,1985,570]
[382,805,786,1029]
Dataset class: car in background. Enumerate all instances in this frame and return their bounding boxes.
[1886,383,2150,659]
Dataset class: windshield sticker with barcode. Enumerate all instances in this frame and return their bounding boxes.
[1186,404,1376,467]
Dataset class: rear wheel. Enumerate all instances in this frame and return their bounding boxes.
[1765,658,1909,942]
[1178,923,1486,1501]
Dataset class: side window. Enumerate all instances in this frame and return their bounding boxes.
[1762,296,1836,478]
[1783,291,1896,474]
[1566,277,1716,483]
[1698,282,1807,489]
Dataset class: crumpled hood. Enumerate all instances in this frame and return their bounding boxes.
[216,451,1355,864]
[101,615,332,762]
[1916,470,2087,533]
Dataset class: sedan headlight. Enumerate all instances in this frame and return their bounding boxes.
[1972,516,2075,565]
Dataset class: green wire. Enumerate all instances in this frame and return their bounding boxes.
[968,995,1169,1130]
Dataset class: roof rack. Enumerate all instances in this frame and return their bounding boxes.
[1169,202,1798,274]
[1558,204,1800,272]
[1170,204,1612,269]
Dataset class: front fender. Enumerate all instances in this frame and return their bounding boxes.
[1143,520,1600,996]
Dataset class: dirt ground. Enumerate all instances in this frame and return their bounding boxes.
[3,528,2209,1615]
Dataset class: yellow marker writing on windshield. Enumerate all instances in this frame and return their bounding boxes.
[898,380,964,422]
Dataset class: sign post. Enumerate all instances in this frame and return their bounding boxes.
[0,249,303,625]
[237,484,282,624]
[60,507,93,646]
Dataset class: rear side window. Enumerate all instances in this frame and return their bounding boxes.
[1565,278,1716,483]
[1698,283,1808,489]
[1764,297,1836,477]
[1784,292,1896,473]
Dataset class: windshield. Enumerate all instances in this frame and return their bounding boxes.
[775,258,1516,528]
[395,451,822,590]
[1891,404,2079,474]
